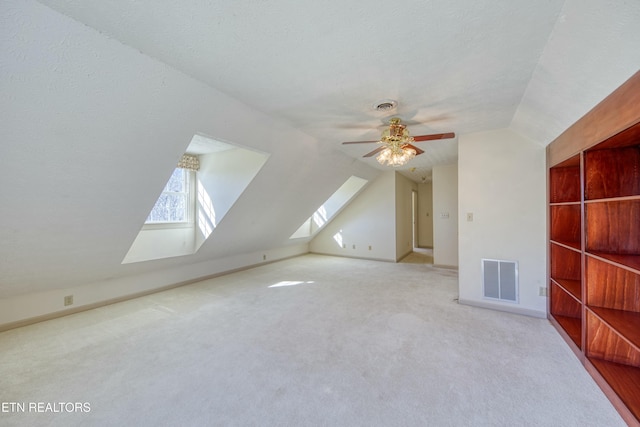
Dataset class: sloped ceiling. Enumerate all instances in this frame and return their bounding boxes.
[34,0,640,180]
[34,0,569,182]
[1,0,639,299]
[512,0,640,144]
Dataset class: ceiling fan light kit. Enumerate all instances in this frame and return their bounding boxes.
[376,143,417,167]
[341,117,455,168]
[376,117,416,167]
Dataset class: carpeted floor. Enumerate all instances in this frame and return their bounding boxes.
[0,254,624,426]
[400,248,434,264]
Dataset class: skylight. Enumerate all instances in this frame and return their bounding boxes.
[290,176,368,239]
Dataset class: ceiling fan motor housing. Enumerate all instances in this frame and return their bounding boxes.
[382,118,413,143]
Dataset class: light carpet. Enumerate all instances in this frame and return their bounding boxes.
[0,254,624,426]
[400,248,434,265]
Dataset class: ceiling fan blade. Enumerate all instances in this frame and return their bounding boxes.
[363,146,386,158]
[413,132,455,142]
[403,143,424,155]
[342,140,379,144]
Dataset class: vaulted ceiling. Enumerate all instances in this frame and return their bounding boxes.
[34,0,568,181]
[27,0,640,180]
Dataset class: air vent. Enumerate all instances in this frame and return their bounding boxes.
[482,259,518,303]
[373,99,397,111]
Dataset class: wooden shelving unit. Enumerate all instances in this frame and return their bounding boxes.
[547,71,640,426]
[549,154,583,352]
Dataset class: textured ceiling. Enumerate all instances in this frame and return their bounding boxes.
[36,0,565,181]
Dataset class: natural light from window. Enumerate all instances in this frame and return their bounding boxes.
[122,133,269,264]
[333,230,344,248]
[312,205,328,228]
[268,281,315,288]
[290,176,368,239]
[197,179,216,239]
[146,168,191,224]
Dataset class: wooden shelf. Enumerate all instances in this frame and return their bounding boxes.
[588,358,640,422]
[586,311,640,367]
[550,242,581,280]
[550,283,582,348]
[550,160,581,203]
[587,252,640,274]
[552,314,582,349]
[550,238,581,253]
[550,204,581,247]
[586,120,640,151]
[586,195,640,203]
[585,145,640,200]
[550,201,581,206]
[550,239,581,252]
[588,306,640,351]
[585,200,640,256]
[547,71,640,425]
[551,278,581,301]
[586,255,640,311]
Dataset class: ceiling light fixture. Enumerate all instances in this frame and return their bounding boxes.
[376,118,417,167]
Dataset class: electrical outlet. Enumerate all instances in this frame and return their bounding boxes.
[64,295,73,306]
[368,245,372,250]
[342,243,346,249]
[467,212,474,222]
[263,254,266,261]
[539,287,548,297]
[352,244,356,249]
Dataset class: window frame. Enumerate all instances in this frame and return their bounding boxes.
[143,168,196,229]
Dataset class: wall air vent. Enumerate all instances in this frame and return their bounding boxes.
[482,259,518,303]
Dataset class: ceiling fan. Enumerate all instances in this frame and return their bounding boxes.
[342,117,455,167]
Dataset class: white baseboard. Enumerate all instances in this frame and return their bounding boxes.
[433,264,459,270]
[0,244,309,331]
[309,251,395,263]
[458,298,547,318]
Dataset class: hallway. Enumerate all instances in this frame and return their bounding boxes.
[400,247,434,264]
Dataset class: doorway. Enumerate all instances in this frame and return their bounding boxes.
[399,189,433,265]
[412,190,418,248]
[400,190,433,264]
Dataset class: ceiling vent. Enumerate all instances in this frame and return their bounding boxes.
[374,99,397,112]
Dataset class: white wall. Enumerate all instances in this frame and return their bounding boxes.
[395,173,417,261]
[123,226,196,264]
[458,128,547,317]
[0,244,307,327]
[417,182,434,247]
[432,164,458,267]
[310,171,396,261]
